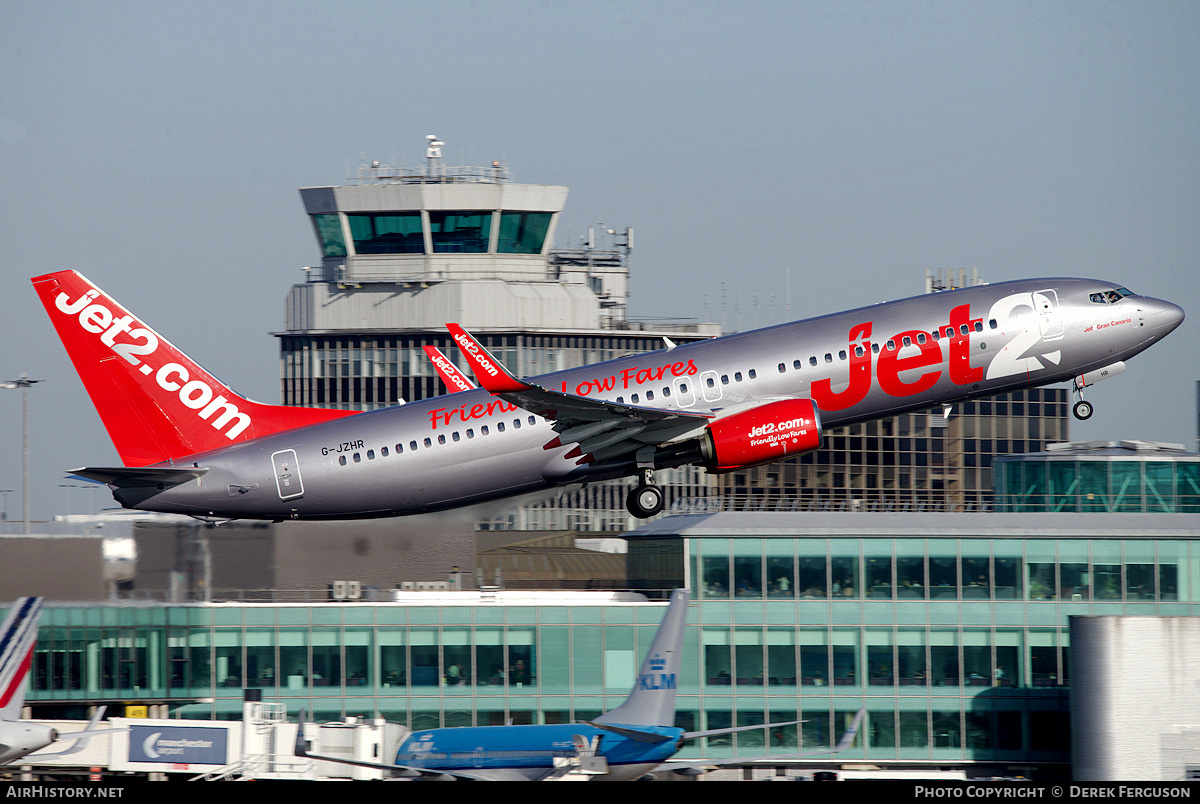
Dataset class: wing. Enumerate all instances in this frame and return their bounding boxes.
[656,709,865,777]
[446,324,712,466]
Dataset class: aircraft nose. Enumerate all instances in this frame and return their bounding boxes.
[1148,299,1185,336]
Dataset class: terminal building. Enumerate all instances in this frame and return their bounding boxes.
[13,445,1200,780]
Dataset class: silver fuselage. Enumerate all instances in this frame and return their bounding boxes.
[113,278,1183,520]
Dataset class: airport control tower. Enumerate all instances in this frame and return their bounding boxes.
[278,136,718,531]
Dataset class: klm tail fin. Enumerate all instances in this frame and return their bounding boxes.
[32,271,355,467]
[594,589,689,728]
[0,598,42,721]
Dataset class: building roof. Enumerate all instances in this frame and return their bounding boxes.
[624,510,1200,539]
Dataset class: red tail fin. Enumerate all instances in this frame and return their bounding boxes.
[32,271,355,467]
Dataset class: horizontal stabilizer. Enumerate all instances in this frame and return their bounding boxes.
[70,466,208,488]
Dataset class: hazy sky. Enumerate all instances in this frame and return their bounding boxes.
[1,1,1197,521]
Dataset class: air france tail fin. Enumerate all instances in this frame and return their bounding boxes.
[594,589,689,728]
[32,271,356,467]
[0,598,42,721]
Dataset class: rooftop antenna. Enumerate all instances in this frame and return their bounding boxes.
[425,134,444,180]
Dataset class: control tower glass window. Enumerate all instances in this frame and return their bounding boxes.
[347,212,424,255]
[312,214,347,258]
[498,211,552,254]
[429,211,492,253]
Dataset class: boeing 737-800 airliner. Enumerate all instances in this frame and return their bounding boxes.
[32,271,1182,521]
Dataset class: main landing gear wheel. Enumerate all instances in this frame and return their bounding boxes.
[1073,400,1094,420]
[627,483,665,519]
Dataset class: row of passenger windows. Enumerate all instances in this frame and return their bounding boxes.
[337,416,541,466]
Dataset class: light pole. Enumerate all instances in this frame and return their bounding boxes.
[1,374,42,535]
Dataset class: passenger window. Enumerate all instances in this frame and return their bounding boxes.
[513,418,522,428]
[339,455,346,466]
[466,429,474,438]
[367,449,375,459]
[646,390,655,400]
[809,356,818,366]
[838,350,847,360]
[854,346,864,357]
[974,321,983,332]
[706,377,715,388]
[916,333,926,345]
[793,359,802,370]
[481,426,489,436]
[721,375,729,384]
[409,441,417,451]
[960,324,969,335]
[734,372,742,382]
[872,343,880,353]
[452,432,460,442]
[748,369,756,379]
[663,387,671,397]
[353,453,362,463]
[989,319,998,329]
[886,340,896,351]
[528,416,536,425]
[824,353,832,363]
[497,422,506,433]
[424,438,432,447]
[381,447,389,457]
[778,362,786,373]
[437,435,446,445]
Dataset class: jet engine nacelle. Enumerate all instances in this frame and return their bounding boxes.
[700,398,822,473]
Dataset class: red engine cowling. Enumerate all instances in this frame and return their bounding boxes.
[701,398,822,473]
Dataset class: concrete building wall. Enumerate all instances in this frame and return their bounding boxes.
[1070,616,1200,781]
[0,537,106,600]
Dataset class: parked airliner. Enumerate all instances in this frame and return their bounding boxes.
[32,271,1182,521]
[295,589,864,780]
[0,598,120,764]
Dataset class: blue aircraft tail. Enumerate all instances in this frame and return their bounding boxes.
[594,589,689,728]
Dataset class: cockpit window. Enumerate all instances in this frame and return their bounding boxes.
[1091,287,1134,304]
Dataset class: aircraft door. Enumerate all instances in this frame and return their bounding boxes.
[272,449,304,500]
[674,377,696,408]
[1033,290,1065,341]
[699,370,723,403]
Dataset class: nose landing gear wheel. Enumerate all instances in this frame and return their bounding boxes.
[627,483,665,518]
[1073,400,1093,420]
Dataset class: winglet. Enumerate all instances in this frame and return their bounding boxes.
[422,345,476,393]
[832,708,865,753]
[445,323,527,394]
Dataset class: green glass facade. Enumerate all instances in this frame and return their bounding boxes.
[19,512,1200,771]
[996,451,1200,513]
